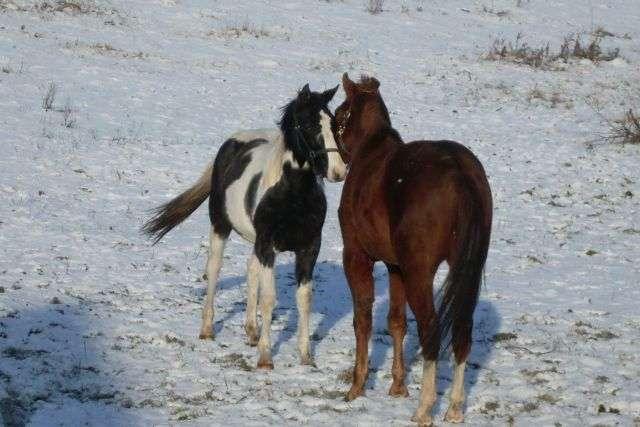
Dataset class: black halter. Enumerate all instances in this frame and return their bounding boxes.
[292,113,340,173]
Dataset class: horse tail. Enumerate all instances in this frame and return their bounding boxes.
[142,161,213,244]
[437,167,492,361]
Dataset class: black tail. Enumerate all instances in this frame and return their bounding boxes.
[436,172,492,361]
[141,162,213,244]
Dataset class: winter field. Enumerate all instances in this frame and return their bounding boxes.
[1,0,639,425]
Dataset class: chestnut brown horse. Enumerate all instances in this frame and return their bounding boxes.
[335,74,492,426]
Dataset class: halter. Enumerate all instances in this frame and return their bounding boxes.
[335,108,351,156]
[292,112,340,173]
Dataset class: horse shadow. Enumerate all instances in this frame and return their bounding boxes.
[367,269,500,411]
[211,259,499,406]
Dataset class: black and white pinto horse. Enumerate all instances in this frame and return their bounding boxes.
[143,84,346,369]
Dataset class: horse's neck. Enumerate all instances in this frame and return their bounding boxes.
[261,131,288,189]
[352,128,401,167]
[261,131,314,190]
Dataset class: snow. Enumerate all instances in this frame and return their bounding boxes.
[1,0,639,425]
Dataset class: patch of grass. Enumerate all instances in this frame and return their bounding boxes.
[210,22,271,39]
[337,368,353,384]
[2,347,49,360]
[486,33,550,68]
[42,82,56,111]
[492,332,518,342]
[486,32,620,69]
[481,401,500,413]
[606,109,640,145]
[365,0,383,14]
[211,353,254,372]
[62,99,76,128]
[537,393,561,405]
[559,36,619,63]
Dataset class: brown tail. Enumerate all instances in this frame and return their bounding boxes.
[142,162,213,244]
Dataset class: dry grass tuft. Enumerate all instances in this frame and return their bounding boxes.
[486,33,620,69]
[365,0,384,14]
[606,109,640,145]
[486,33,550,68]
[42,82,57,111]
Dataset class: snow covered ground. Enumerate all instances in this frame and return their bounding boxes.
[1,0,639,425]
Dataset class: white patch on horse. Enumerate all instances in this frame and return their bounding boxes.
[412,360,437,426]
[244,254,260,345]
[199,228,226,339]
[282,150,309,170]
[444,360,466,423]
[319,110,347,182]
[296,280,313,364]
[257,261,276,368]
[224,130,282,242]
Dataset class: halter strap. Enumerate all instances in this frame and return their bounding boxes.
[292,113,339,174]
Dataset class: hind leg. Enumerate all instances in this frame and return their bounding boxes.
[402,261,440,426]
[444,360,467,423]
[444,316,473,422]
[295,240,320,365]
[199,227,227,340]
[386,264,408,397]
[343,245,374,401]
[244,254,260,346]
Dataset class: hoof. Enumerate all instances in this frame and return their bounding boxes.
[244,325,259,347]
[411,413,433,427]
[388,383,409,398]
[198,331,215,340]
[300,354,315,366]
[257,359,274,370]
[444,407,464,423]
[345,386,365,402]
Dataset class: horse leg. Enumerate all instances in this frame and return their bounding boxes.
[403,261,439,427]
[244,254,260,346]
[199,227,227,340]
[295,241,320,365]
[386,264,408,397]
[444,358,467,423]
[256,253,276,370]
[344,247,374,401]
[444,295,474,423]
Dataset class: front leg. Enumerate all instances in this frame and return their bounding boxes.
[343,245,374,401]
[256,261,276,369]
[295,240,321,366]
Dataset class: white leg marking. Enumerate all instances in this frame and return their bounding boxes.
[244,254,260,345]
[296,280,313,365]
[199,228,225,339]
[257,262,276,368]
[412,360,437,426]
[319,110,347,182]
[444,360,466,423]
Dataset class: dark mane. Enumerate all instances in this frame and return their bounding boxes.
[278,98,306,168]
[357,75,380,93]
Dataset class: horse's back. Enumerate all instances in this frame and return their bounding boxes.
[386,140,492,262]
[210,129,284,242]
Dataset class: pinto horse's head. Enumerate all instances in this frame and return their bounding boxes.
[280,84,347,182]
[333,73,392,164]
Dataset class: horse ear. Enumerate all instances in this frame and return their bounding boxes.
[299,83,311,101]
[322,85,339,104]
[342,73,357,98]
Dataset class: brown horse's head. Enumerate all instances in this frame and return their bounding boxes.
[333,73,392,163]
